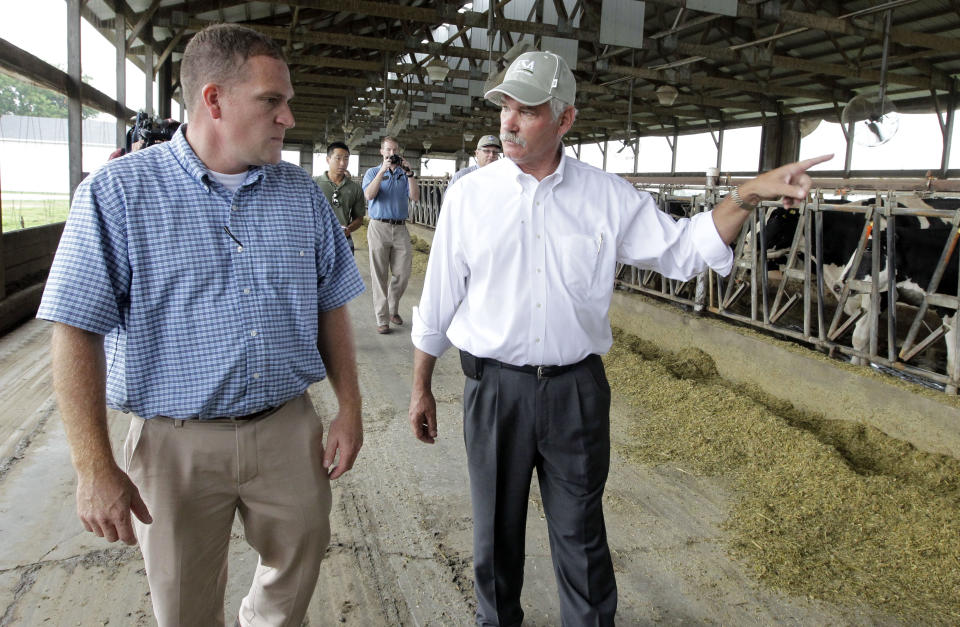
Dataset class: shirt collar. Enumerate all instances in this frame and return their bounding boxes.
[322,171,350,188]
[503,144,569,192]
[170,124,265,191]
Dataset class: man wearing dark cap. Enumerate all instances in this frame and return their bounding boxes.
[408,49,830,626]
[449,134,502,186]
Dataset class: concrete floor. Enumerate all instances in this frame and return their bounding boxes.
[0,238,906,626]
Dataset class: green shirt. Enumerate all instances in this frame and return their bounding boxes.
[314,172,367,228]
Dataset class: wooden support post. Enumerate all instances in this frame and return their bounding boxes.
[144,27,154,115]
[158,56,172,119]
[299,145,313,176]
[115,8,127,149]
[67,0,82,203]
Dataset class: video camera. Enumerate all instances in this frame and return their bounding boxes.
[125,111,180,153]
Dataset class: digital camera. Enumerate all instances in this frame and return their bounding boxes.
[388,154,402,166]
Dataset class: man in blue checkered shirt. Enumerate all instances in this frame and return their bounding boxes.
[37,24,365,627]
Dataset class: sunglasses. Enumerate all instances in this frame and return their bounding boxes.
[331,190,341,206]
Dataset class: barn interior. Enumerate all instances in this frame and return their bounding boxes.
[2,1,960,624]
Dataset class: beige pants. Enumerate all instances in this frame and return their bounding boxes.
[366,219,413,326]
[124,393,332,627]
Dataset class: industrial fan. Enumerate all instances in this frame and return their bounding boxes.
[841,94,900,147]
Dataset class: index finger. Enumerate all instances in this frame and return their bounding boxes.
[790,153,833,173]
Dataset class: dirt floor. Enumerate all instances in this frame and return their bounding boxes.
[0,238,909,626]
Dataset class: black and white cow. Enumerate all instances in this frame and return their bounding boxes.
[759,198,960,387]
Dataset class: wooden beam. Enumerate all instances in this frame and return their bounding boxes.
[0,38,135,121]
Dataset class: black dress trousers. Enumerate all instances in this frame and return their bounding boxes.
[462,354,617,627]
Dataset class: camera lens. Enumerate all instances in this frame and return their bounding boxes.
[389,154,401,165]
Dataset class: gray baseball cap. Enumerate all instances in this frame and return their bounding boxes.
[476,135,502,150]
[485,51,576,107]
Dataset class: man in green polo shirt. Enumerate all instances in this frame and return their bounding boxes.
[315,141,366,254]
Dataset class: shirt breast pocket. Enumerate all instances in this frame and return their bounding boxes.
[263,246,318,309]
[558,233,603,298]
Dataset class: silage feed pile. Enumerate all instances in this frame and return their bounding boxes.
[605,327,960,624]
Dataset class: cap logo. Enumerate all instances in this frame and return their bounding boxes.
[517,59,536,74]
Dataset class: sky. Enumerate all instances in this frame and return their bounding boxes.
[2,0,958,179]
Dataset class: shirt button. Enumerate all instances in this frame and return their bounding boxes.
[252,372,260,380]
[243,288,251,294]
[536,303,541,308]
[250,330,258,337]
[535,338,541,343]
[536,234,541,239]
[231,204,238,211]
[536,268,542,273]
[237,246,244,252]
[299,250,305,256]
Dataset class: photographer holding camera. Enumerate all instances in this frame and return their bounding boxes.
[108,112,181,160]
[362,136,420,334]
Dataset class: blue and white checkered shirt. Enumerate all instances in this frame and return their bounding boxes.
[37,126,365,419]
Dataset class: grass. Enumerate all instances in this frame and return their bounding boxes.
[1,192,69,232]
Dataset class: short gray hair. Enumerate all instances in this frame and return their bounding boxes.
[548,97,576,121]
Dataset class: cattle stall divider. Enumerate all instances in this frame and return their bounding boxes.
[410,174,960,394]
[616,178,960,394]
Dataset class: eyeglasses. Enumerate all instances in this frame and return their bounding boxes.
[331,190,341,207]
[479,148,501,157]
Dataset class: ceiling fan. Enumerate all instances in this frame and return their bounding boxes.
[840,9,899,148]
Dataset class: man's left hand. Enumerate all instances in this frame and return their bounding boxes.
[323,409,363,479]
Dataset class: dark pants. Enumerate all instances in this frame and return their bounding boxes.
[462,354,617,627]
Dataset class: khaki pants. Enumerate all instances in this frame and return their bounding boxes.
[124,393,332,627]
[366,219,412,326]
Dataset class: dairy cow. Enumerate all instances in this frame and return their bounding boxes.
[759,198,960,384]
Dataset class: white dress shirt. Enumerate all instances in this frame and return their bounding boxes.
[411,153,733,367]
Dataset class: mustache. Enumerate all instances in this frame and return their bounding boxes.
[500,132,526,147]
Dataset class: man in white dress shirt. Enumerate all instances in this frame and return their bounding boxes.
[408,50,829,626]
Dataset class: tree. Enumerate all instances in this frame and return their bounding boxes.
[0,72,99,119]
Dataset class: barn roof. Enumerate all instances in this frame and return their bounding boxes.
[4,0,960,155]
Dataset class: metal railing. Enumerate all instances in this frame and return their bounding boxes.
[410,177,448,227]
[617,182,960,393]
[410,172,960,393]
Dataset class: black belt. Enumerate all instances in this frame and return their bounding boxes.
[373,218,406,225]
[461,350,597,381]
[213,405,281,421]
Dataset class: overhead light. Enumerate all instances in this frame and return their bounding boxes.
[426,58,450,82]
[365,102,382,116]
[655,85,679,106]
[463,132,475,142]
[422,140,432,151]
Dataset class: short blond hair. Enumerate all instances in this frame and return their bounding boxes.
[180,24,286,111]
